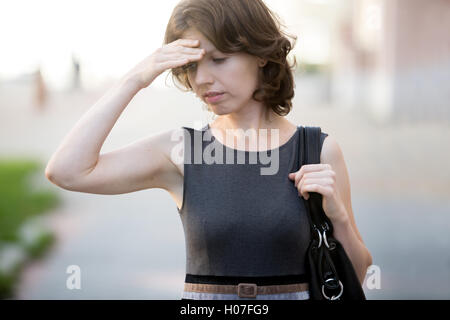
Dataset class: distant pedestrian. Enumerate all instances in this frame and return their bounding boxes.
[33,67,47,112]
[72,53,81,90]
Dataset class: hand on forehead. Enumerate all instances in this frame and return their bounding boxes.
[182,28,220,55]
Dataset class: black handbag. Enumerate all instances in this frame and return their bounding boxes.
[299,126,366,300]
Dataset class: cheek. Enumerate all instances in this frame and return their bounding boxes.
[226,64,259,95]
[187,75,200,95]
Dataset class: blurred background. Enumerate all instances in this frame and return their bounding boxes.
[0,0,449,299]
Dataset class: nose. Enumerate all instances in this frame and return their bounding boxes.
[192,60,214,87]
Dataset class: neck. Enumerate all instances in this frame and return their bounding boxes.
[213,105,283,131]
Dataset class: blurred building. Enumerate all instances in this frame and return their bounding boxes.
[270,0,345,108]
[331,0,450,123]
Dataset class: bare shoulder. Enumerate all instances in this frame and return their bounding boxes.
[320,134,347,183]
[320,134,340,164]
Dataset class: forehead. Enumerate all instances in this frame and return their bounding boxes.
[181,28,218,53]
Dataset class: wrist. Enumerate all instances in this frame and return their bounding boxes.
[330,208,350,227]
[119,74,144,93]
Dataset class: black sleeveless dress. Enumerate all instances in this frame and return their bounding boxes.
[177,124,328,299]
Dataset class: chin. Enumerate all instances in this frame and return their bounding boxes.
[209,105,229,116]
[213,110,228,116]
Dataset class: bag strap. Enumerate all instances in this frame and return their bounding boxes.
[299,126,334,235]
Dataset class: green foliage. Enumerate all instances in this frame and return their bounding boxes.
[0,157,60,299]
[296,62,330,75]
[0,270,16,299]
[0,158,60,242]
[24,231,56,259]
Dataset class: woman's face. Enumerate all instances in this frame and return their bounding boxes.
[181,28,265,115]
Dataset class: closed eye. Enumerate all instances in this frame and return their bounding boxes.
[182,58,226,72]
[182,62,197,71]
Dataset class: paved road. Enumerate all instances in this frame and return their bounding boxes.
[1,80,449,299]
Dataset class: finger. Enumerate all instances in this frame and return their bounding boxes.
[181,50,205,58]
[302,183,329,199]
[297,176,306,198]
[175,39,200,47]
[290,164,331,186]
[300,164,330,172]
[299,179,316,200]
[182,47,205,55]
[161,57,194,70]
[165,45,205,55]
[298,176,311,199]
[161,51,203,69]
[300,177,331,190]
[299,183,311,200]
[167,52,204,63]
[288,165,308,184]
[294,171,303,188]
[301,170,333,179]
[288,169,303,188]
[298,177,329,199]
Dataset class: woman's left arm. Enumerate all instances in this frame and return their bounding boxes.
[289,135,373,284]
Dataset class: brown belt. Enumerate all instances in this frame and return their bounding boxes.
[184,282,309,298]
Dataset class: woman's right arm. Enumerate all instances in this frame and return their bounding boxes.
[45,39,205,194]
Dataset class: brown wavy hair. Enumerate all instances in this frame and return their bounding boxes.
[163,0,297,116]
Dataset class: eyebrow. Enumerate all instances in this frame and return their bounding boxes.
[203,48,219,56]
[181,48,223,71]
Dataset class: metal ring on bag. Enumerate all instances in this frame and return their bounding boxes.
[316,229,322,248]
[323,230,330,249]
[322,280,344,300]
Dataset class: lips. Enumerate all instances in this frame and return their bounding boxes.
[204,91,224,97]
[205,92,225,103]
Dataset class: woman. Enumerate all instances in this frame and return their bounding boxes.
[45,0,372,300]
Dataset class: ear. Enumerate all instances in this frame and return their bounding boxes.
[258,58,268,67]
